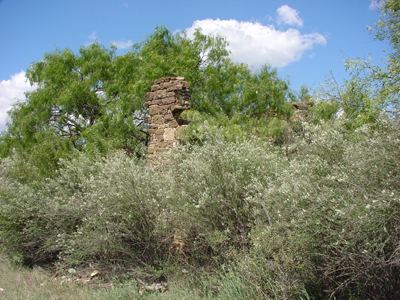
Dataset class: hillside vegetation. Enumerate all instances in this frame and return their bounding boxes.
[1,119,399,299]
[0,1,399,299]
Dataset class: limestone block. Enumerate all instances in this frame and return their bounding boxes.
[163,128,176,141]
[150,115,164,124]
[150,84,161,92]
[149,105,162,115]
[166,119,179,128]
[161,97,176,105]
[164,113,174,122]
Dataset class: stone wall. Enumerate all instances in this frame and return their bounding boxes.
[292,102,313,122]
[146,77,190,160]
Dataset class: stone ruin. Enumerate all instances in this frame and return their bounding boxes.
[292,101,312,122]
[146,77,190,160]
[145,76,313,160]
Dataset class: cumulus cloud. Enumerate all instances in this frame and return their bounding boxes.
[111,40,133,49]
[276,5,303,27]
[369,0,385,10]
[185,19,326,69]
[0,71,36,131]
[85,31,99,46]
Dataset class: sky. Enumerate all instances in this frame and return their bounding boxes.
[0,0,389,131]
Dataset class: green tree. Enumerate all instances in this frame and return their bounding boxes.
[0,28,229,177]
[344,0,400,117]
[316,71,382,128]
[298,85,312,103]
[239,66,293,118]
[375,0,400,112]
[0,27,294,179]
[314,0,400,126]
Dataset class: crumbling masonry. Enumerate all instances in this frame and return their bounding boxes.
[146,77,311,160]
[146,77,190,160]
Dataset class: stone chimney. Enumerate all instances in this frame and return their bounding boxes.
[146,77,190,160]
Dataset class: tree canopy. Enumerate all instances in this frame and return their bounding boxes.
[0,27,293,178]
[2,0,398,179]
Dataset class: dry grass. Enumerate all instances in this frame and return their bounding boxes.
[0,255,203,300]
[0,254,143,300]
[0,255,91,299]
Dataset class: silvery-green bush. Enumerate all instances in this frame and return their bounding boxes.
[210,120,400,299]
[0,118,399,298]
[0,153,167,269]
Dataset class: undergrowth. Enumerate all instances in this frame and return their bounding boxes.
[0,118,399,299]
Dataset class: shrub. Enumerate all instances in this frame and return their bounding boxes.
[159,140,287,266]
[0,117,399,299]
[311,101,338,122]
[0,152,167,271]
[207,119,400,299]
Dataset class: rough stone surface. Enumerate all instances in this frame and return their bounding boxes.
[146,77,190,161]
[292,102,313,122]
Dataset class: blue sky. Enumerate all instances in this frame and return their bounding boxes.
[0,0,389,130]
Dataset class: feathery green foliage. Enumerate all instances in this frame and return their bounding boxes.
[0,27,293,179]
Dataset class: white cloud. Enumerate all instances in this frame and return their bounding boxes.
[0,71,36,131]
[369,0,385,10]
[276,5,303,27]
[111,40,133,49]
[185,19,326,69]
[85,31,99,46]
